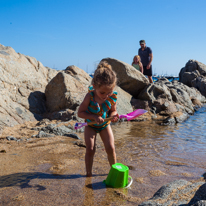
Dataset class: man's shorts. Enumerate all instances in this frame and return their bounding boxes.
[143,65,152,76]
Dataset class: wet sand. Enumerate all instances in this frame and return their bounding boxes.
[0,119,205,205]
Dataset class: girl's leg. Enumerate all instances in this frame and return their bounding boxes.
[84,126,97,177]
[99,125,116,166]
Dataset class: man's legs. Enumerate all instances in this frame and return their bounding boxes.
[143,66,153,83]
[148,76,153,83]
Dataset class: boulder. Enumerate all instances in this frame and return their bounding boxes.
[45,71,89,112]
[139,179,206,206]
[101,58,149,98]
[45,67,133,116]
[192,76,206,97]
[170,81,205,102]
[65,65,92,86]
[115,87,133,115]
[44,109,75,121]
[168,81,206,112]
[179,60,206,82]
[0,44,58,129]
[179,60,206,97]
[44,66,93,119]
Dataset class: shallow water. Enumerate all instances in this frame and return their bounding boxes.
[109,106,206,202]
[0,106,206,205]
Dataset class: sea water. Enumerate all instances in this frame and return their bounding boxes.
[111,105,206,198]
[152,76,179,82]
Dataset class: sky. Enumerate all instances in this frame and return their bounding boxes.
[1,0,206,76]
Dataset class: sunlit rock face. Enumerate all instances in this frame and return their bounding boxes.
[0,44,58,129]
[101,57,149,98]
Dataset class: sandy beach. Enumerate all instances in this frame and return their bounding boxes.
[1,116,205,205]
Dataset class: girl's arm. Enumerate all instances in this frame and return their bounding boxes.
[140,62,143,74]
[109,102,119,122]
[147,53,153,69]
[78,93,104,124]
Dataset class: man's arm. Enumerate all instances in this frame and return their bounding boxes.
[147,53,153,69]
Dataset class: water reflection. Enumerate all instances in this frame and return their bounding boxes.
[83,178,95,206]
[83,177,130,205]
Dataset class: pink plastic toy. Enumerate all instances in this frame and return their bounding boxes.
[74,109,147,130]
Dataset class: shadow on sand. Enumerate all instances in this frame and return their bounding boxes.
[0,172,106,191]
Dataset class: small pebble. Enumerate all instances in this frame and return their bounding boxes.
[26,138,32,141]
[6,136,17,141]
[31,135,37,138]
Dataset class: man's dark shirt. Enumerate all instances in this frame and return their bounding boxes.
[138,46,152,66]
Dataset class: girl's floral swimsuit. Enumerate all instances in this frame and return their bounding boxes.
[86,88,117,133]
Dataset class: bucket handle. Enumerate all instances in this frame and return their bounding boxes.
[125,176,133,188]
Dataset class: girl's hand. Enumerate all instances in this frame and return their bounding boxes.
[94,116,104,124]
[111,114,119,122]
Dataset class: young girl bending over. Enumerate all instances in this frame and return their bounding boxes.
[78,61,119,177]
[132,55,143,74]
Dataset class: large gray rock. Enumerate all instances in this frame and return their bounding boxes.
[45,70,91,112]
[139,179,206,206]
[101,58,149,98]
[44,66,92,119]
[192,76,206,97]
[167,81,205,113]
[170,80,205,103]
[65,65,92,86]
[45,67,92,112]
[115,87,133,115]
[33,123,81,139]
[45,67,133,116]
[0,44,58,130]
[179,60,206,97]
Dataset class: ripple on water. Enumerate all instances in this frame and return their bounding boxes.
[112,106,206,198]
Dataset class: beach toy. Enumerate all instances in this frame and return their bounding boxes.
[74,109,147,130]
[103,163,133,188]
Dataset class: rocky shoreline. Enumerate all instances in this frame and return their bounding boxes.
[1,44,206,130]
[1,44,206,205]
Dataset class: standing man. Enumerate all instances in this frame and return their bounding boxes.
[138,40,153,83]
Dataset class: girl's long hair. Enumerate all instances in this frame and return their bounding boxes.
[132,55,142,66]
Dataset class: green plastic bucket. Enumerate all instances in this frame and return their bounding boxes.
[104,163,133,188]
